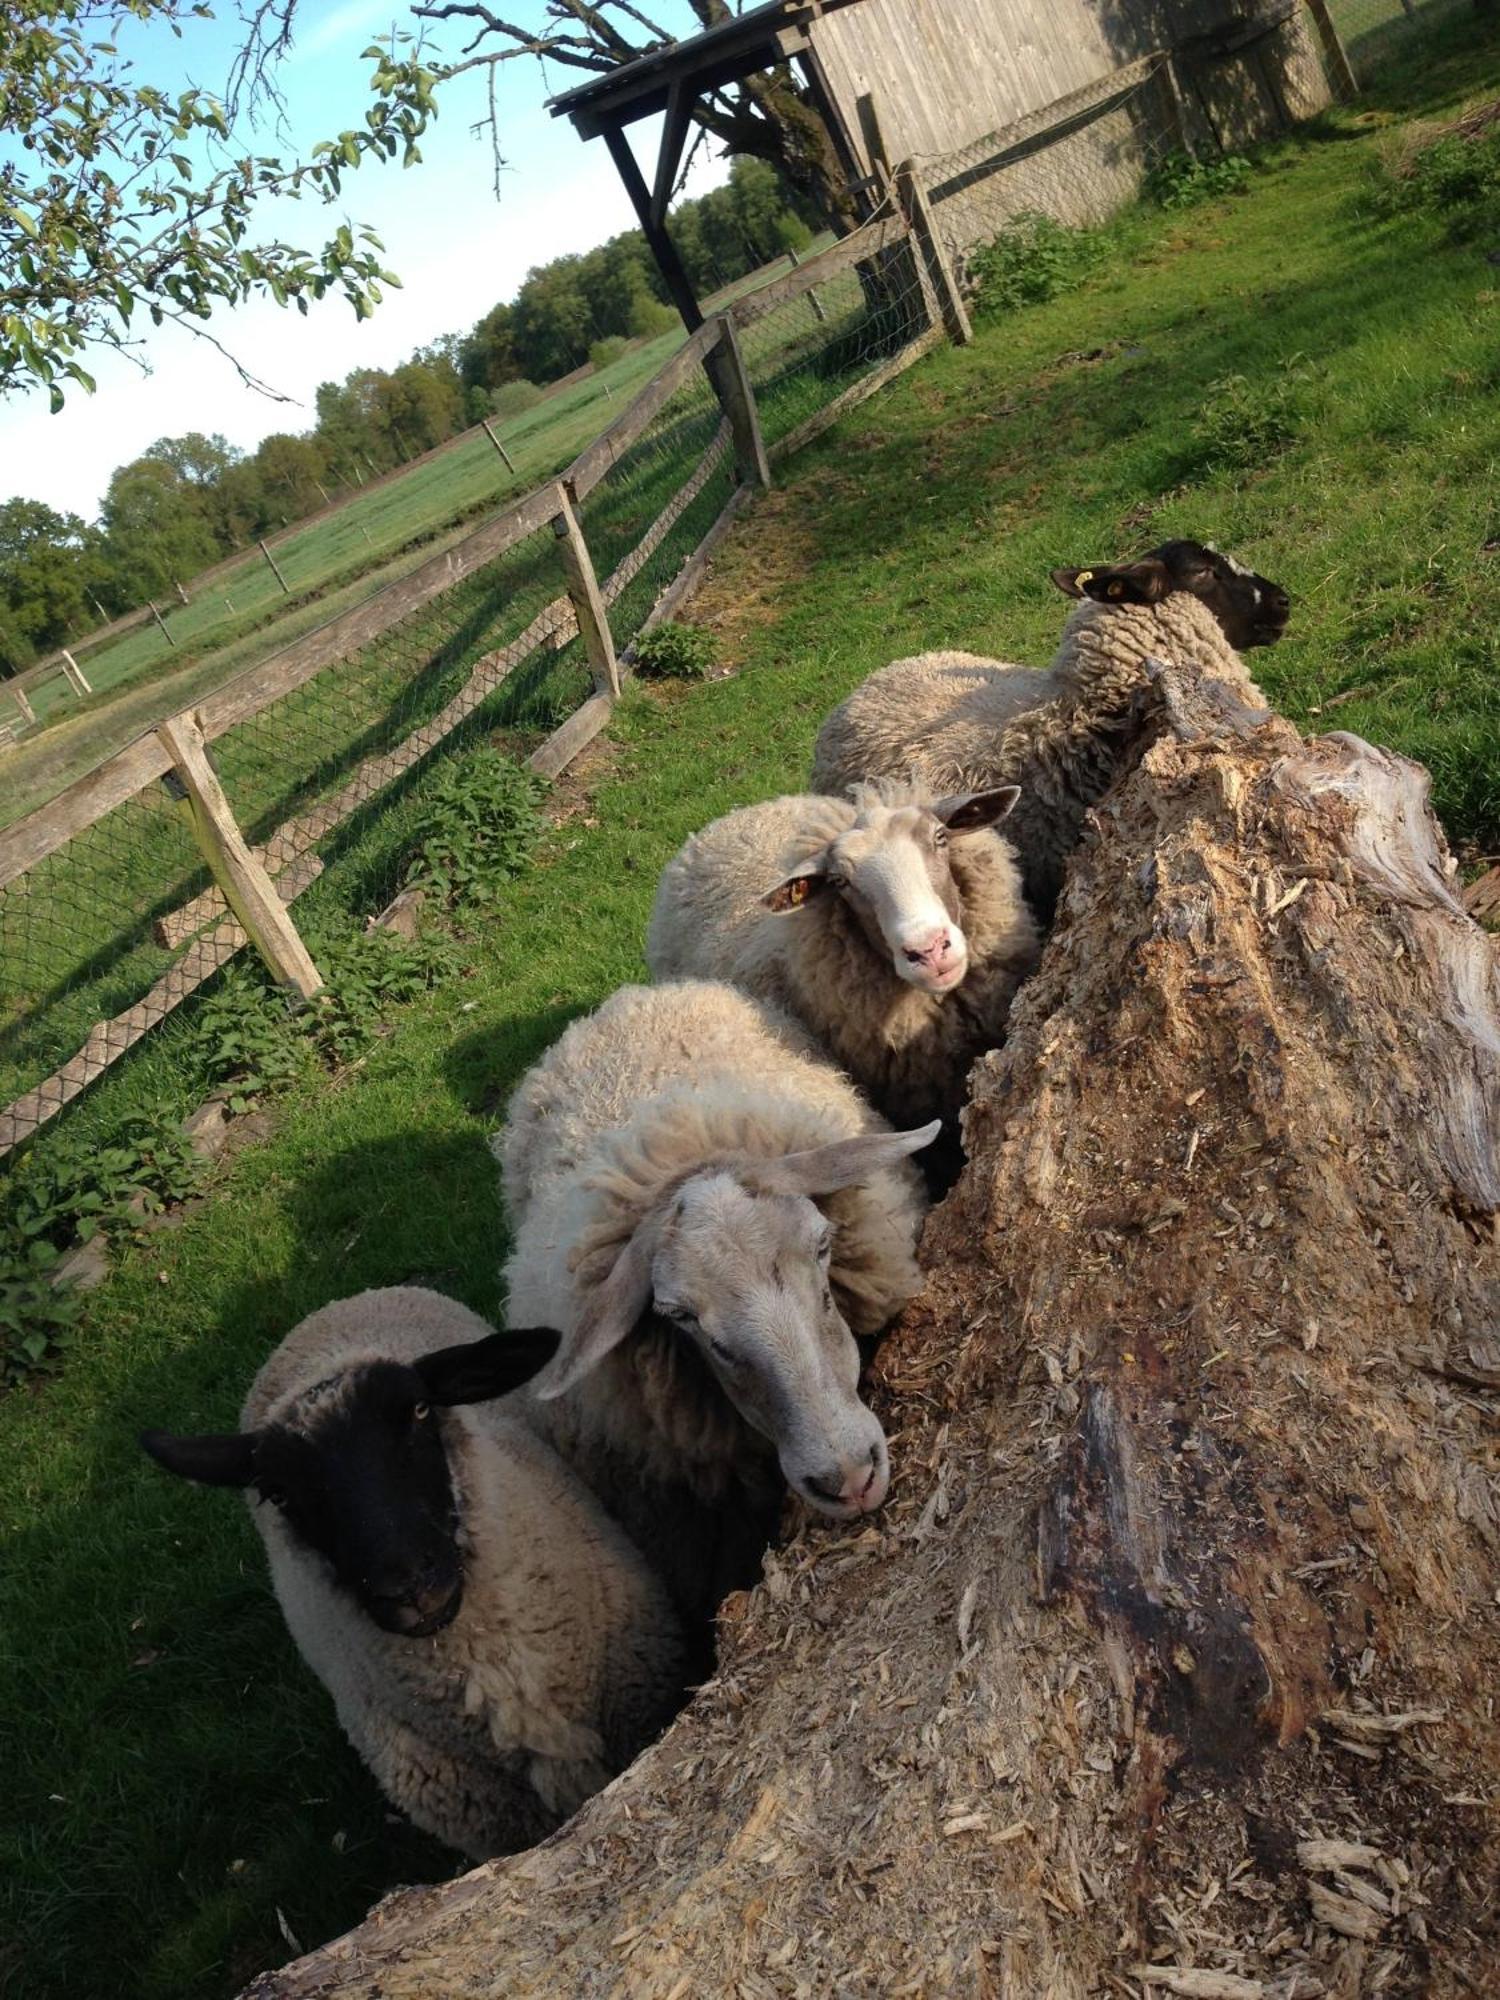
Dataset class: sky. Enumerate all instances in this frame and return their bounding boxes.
[0,0,729,522]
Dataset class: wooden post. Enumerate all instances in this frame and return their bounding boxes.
[88,593,108,623]
[59,649,91,697]
[551,491,620,699]
[1157,51,1196,156]
[314,480,331,507]
[708,318,771,490]
[789,245,827,323]
[259,539,291,594]
[156,713,322,999]
[1304,0,1360,96]
[148,601,177,647]
[895,162,972,347]
[482,419,517,474]
[8,681,36,725]
[173,577,190,607]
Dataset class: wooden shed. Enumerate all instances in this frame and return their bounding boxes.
[551,0,1335,322]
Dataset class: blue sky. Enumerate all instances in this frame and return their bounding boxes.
[0,0,728,520]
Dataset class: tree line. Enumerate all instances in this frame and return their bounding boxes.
[0,160,813,672]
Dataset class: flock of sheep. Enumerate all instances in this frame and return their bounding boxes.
[142,537,1290,1868]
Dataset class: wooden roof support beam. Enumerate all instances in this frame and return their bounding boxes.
[650,74,695,231]
[604,123,704,331]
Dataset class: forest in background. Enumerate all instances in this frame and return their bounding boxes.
[0,159,812,672]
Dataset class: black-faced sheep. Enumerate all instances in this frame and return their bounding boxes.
[810,539,1291,918]
[496,980,937,1625]
[141,1287,685,1860]
[644,780,1040,1130]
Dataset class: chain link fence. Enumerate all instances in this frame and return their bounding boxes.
[1322,0,1479,89]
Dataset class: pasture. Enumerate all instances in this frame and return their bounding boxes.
[3,17,1500,1998]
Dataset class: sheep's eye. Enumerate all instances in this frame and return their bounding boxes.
[708,1337,737,1366]
[412,1401,431,1422]
[933,828,949,848]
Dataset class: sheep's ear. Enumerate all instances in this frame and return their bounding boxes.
[761,866,833,915]
[415,1328,561,1407]
[755,1120,942,1197]
[140,1429,257,1488]
[932,786,1021,833]
[529,1224,658,1401]
[1052,560,1174,605]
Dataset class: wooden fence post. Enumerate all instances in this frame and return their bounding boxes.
[148,601,177,648]
[708,317,771,490]
[551,490,620,698]
[482,419,517,474]
[788,246,828,324]
[156,713,323,1000]
[1303,0,1360,96]
[895,162,972,347]
[9,681,36,725]
[59,650,91,697]
[259,538,291,595]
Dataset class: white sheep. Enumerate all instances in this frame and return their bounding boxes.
[141,1286,685,1860]
[810,539,1291,917]
[644,779,1040,1130]
[496,980,937,1624]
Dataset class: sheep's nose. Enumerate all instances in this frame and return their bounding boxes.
[366,1575,463,1636]
[903,928,954,968]
[804,1445,888,1514]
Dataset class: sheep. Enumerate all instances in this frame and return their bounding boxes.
[644,779,1041,1131]
[810,539,1292,919]
[496,980,938,1626]
[140,1286,686,1861]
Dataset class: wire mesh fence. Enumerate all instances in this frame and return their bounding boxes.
[1322,0,1479,88]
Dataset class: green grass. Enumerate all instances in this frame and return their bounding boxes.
[4,19,1500,1998]
[1,240,838,830]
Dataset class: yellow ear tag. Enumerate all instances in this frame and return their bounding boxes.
[788,877,809,907]
[1075,568,1094,587]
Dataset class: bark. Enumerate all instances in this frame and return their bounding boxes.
[243,668,1500,2000]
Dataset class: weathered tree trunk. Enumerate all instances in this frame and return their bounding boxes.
[244,671,1500,2000]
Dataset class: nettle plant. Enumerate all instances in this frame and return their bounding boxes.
[1145,150,1253,211]
[633,621,719,682]
[400,747,545,908]
[969,212,1101,317]
[0,1120,201,1382]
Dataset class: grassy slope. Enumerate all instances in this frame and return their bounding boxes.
[4,26,1500,2000]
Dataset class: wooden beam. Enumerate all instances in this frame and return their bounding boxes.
[896,164,971,347]
[259,538,291,595]
[650,74,695,231]
[59,649,92,697]
[566,322,719,501]
[148,601,177,647]
[528,691,616,782]
[604,123,704,331]
[552,491,620,699]
[156,712,323,1000]
[768,327,942,463]
[7,681,36,725]
[481,419,516,473]
[727,213,903,326]
[1303,0,1360,96]
[708,319,770,489]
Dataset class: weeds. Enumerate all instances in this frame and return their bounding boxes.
[1370,103,1500,234]
[1145,149,1253,209]
[633,621,718,681]
[1189,356,1316,475]
[0,1120,201,1383]
[969,211,1103,316]
[398,747,545,910]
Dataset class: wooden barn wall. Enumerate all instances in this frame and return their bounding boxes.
[808,0,1331,173]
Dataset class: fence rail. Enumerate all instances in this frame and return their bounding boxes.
[0,7,1383,1156]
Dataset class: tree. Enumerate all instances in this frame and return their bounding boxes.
[252,433,332,520]
[0,498,101,661]
[0,1,435,407]
[459,303,520,393]
[243,672,1500,1997]
[99,455,221,597]
[511,260,595,381]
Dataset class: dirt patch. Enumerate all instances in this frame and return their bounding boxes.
[542,726,625,828]
[688,484,827,671]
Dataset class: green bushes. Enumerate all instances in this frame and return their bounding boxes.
[399,746,545,907]
[1145,150,1253,210]
[490,379,544,419]
[589,336,629,372]
[969,212,1102,316]
[1371,109,1500,234]
[632,621,718,681]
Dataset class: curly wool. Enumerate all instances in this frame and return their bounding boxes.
[244,1287,685,1860]
[810,594,1267,918]
[644,780,1040,1128]
[498,983,929,1614]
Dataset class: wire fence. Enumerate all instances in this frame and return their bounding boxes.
[1323,0,1480,89]
[0,0,1460,1156]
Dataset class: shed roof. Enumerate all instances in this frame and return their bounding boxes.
[548,0,861,137]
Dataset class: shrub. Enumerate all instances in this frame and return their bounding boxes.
[629,297,678,340]
[1189,356,1314,475]
[0,1119,202,1385]
[400,746,545,907]
[969,212,1099,316]
[1145,150,1252,211]
[589,336,628,372]
[633,621,718,681]
[491,379,544,420]
[1371,111,1500,237]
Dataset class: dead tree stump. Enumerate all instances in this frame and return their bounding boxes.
[244,668,1500,2000]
